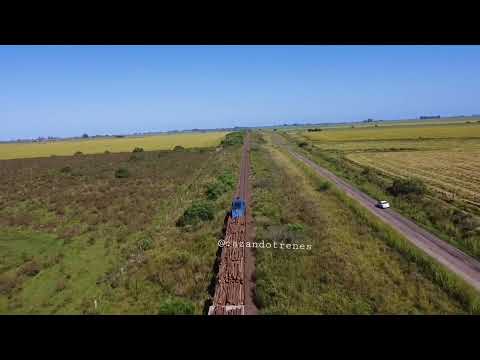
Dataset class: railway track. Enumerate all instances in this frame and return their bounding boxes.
[209,133,252,315]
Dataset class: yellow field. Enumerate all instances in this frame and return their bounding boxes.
[311,138,480,152]
[348,149,480,205]
[304,123,480,142]
[0,132,229,160]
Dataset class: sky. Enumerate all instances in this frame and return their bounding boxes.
[1,45,479,140]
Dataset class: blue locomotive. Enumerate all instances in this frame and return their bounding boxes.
[231,196,246,218]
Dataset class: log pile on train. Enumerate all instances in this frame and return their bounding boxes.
[209,197,247,315]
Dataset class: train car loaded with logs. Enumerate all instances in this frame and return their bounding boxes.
[208,196,248,315]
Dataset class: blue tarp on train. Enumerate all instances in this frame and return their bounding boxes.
[231,197,246,218]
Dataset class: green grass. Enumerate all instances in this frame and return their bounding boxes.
[0,140,243,314]
[294,156,480,314]
[250,132,477,314]
[0,132,229,160]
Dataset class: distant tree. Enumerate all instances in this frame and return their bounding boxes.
[82,133,89,138]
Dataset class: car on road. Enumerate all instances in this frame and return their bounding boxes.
[376,200,390,209]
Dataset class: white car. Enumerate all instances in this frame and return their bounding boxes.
[377,200,390,209]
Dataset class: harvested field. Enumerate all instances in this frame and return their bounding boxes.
[348,149,480,205]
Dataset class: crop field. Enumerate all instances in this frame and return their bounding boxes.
[0,132,229,160]
[308,138,480,152]
[298,122,480,205]
[303,122,480,142]
[0,134,243,314]
[348,149,480,205]
[249,132,475,314]
[288,120,480,260]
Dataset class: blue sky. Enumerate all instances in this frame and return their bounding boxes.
[1,45,479,140]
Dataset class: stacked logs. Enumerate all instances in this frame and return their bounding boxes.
[209,216,246,315]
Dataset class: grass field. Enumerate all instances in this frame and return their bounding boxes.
[303,122,480,142]
[0,136,243,314]
[0,132,229,160]
[250,132,476,314]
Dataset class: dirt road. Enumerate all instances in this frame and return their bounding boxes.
[280,140,480,292]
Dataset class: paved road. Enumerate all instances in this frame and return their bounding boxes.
[283,144,480,292]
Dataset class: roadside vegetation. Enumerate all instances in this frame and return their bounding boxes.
[285,124,480,261]
[250,132,478,314]
[0,133,243,314]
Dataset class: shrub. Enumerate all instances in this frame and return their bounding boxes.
[138,237,154,251]
[298,142,308,148]
[132,147,144,153]
[388,178,426,197]
[60,166,72,174]
[205,171,236,200]
[218,171,235,188]
[115,168,130,179]
[452,210,479,233]
[104,150,111,154]
[173,145,185,151]
[176,200,214,227]
[158,297,195,315]
[316,180,331,192]
[287,223,305,232]
[221,132,244,146]
[20,260,41,277]
[74,151,83,156]
[206,182,225,200]
[361,167,371,176]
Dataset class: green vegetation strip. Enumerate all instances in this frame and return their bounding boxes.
[289,147,480,314]
[249,132,473,314]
